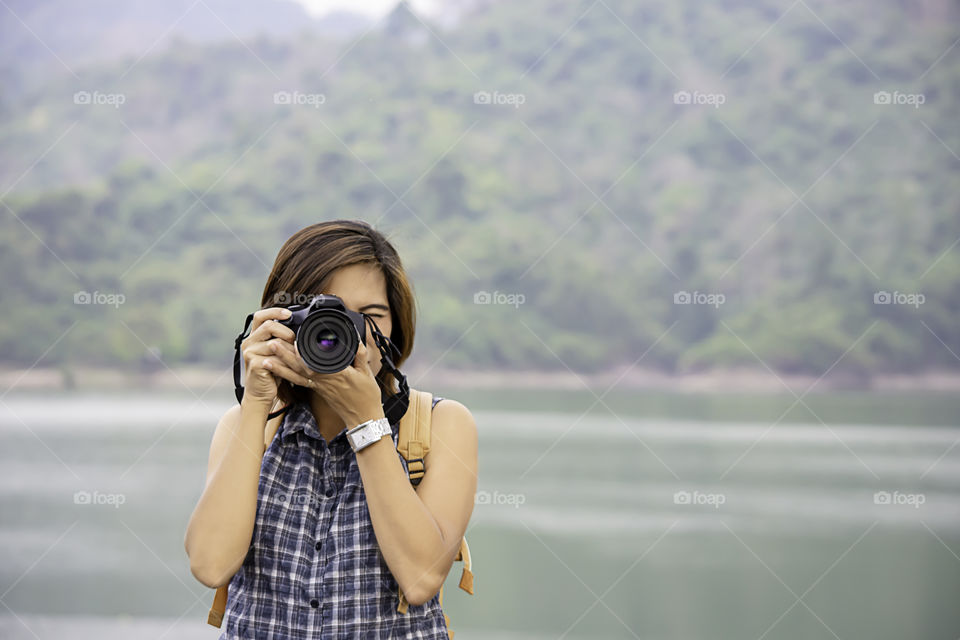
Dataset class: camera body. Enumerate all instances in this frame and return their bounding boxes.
[277,294,367,373]
[233,292,410,424]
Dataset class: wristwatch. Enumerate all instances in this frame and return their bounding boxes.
[346,417,392,453]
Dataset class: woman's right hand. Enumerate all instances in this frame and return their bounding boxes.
[239,307,295,405]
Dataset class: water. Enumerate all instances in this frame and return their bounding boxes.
[0,389,958,639]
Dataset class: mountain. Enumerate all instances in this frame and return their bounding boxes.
[1,0,958,379]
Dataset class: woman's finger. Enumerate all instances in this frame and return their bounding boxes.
[241,341,275,364]
[241,321,296,358]
[271,340,315,378]
[263,357,315,389]
[354,340,372,373]
[249,318,296,345]
[248,307,293,336]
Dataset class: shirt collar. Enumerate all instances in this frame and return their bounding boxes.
[279,400,347,445]
[279,400,400,446]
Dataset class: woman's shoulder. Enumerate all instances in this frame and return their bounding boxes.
[426,393,470,420]
[426,395,476,438]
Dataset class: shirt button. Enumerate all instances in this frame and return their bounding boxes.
[324,487,335,498]
[315,541,322,551]
[310,598,320,608]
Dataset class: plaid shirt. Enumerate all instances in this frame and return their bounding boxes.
[220,396,450,640]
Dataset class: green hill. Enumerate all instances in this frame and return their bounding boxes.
[1,0,958,378]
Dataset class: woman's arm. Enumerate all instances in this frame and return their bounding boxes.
[185,306,293,587]
[183,398,273,588]
[260,335,479,605]
[355,398,478,606]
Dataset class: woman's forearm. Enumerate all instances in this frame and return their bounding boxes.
[355,427,451,605]
[184,399,271,588]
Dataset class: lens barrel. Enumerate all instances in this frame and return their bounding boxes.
[296,307,360,373]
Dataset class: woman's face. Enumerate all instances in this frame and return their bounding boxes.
[320,262,393,377]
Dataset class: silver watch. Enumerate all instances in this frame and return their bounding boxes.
[346,417,391,452]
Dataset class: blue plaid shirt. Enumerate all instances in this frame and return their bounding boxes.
[220,396,450,639]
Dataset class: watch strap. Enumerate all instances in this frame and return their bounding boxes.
[346,417,391,452]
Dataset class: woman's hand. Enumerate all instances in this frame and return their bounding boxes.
[263,333,385,428]
[239,307,295,406]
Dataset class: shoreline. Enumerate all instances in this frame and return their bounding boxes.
[2,366,960,394]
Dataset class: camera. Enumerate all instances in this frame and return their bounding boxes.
[233,292,411,423]
[277,294,367,373]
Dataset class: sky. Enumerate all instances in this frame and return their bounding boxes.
[293,0,444,20]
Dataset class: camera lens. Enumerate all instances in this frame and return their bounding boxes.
[296,308,359,373]
[316,330,338,352]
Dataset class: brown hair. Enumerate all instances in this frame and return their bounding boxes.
[259,219,416,408]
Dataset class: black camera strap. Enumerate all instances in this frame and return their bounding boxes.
[232,312,292,420]
[232,312,410,424]
[364,314,410,425]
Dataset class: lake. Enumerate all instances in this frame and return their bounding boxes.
[1,388,958,639]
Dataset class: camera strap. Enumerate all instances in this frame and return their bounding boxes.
[232,312,410,424]
[232,312,293,420]
[364,314,410,425]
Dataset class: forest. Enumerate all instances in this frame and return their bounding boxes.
[1,0,958,379]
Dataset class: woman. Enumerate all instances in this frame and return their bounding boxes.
[184,220,479,639]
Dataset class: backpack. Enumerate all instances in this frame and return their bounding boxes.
[206,388,475,639]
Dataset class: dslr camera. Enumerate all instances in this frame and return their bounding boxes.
[277,294,367,373]
[233,292,410,423]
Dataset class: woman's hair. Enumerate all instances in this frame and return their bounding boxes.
[259,219,416,409]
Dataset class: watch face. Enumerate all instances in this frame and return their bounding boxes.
[349,419,390,451]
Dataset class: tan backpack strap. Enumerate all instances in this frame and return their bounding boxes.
[457,537,474,594]
[397,389,432,486]
[397,389,432,615]
[396,585,409,614]
[396,389,475,634]
[207,584,229,627]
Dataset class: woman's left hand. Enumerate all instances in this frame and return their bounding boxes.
[263,337,385,427]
